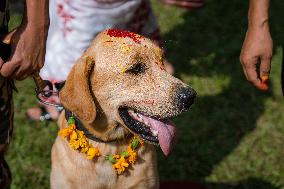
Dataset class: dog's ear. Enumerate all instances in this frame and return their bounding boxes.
[59,56,96,124]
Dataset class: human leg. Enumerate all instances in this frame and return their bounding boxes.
[0,77,13,189]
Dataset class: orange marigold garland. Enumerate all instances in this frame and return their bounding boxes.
[58,117,100,160]
[106,137,144,174]
[58,116,144,175]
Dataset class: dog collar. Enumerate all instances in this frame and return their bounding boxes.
[64,109,106,143]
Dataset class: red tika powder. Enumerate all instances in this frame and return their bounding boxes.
[107,29,143,44]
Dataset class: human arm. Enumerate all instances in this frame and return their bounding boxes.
[240,0,272,91]
[0,0,49,80]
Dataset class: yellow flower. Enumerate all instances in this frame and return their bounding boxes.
[58,128,70,138]
[69,139,80,150]
[87,147,100,159]
[78,134,89,148]
[113,155,120,159]
[70,131,78,140]
[69,124,76,131]
[127,147,137,164]
[77,130,85,138]
[59,126,144,172]
[113,157,129,174]
[80,138,89,148]
[80,146,89,153]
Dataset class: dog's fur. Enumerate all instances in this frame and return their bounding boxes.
[51,30,195,189]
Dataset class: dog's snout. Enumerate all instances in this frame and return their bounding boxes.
[176,87,196,110]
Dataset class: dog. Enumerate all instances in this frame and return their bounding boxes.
[51,29,196,189]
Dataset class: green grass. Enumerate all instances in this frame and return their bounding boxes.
[6,0,284,188]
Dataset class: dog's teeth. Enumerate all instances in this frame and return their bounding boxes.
[151,129,158,136]
[137,114,142,118]
[153,131,158,136]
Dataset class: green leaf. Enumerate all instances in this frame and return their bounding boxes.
[121,151,129,157]
[68,117,75,125]
[106,155,117,164]
[131,139,139,149]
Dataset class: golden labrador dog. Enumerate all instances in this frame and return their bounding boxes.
[51,29,196,189]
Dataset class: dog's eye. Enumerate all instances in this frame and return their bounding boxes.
[127,63,146,75]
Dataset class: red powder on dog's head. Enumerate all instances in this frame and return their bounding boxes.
[107,29,143,44]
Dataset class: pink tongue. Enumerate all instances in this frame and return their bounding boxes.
[143,116,176,156]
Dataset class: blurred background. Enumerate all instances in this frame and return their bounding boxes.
[6,0,284,188]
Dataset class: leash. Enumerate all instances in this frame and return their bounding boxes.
[1,31,106,142]
[2,31,105,142]
[1,30,65,108]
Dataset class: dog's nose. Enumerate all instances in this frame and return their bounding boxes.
[176,86,197,110]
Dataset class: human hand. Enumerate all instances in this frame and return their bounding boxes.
[240,25,273,91]
[0,23,48,80]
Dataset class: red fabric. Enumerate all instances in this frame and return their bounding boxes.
[160,181,207,189]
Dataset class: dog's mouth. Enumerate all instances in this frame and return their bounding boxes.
[119,107,176,156]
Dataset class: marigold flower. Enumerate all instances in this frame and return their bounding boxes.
[87,147,100,159]
[77,130,85,138]
[69,139,80,150]
[69,124,76,131]
[58,128,70,138]
[127,146,137,164]
[70,131,78,140]
[260,75,269,83]
[127,145,133,152]
[81,146,89,153]
[113,155,120,159]
[78,136,88,148]
[113,157,129,174]
[59,122,143,175]
[128,151,137,164]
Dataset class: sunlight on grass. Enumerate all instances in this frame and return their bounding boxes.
[206,47,284,188]
[181,74,230,96]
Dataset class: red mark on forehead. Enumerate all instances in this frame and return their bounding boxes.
[107,29,143,44]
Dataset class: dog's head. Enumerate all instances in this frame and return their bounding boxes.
[59,29,196,156]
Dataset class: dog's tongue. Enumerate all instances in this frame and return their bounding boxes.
[142,116,176,156]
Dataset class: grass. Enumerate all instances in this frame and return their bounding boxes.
[6,0,284,188]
